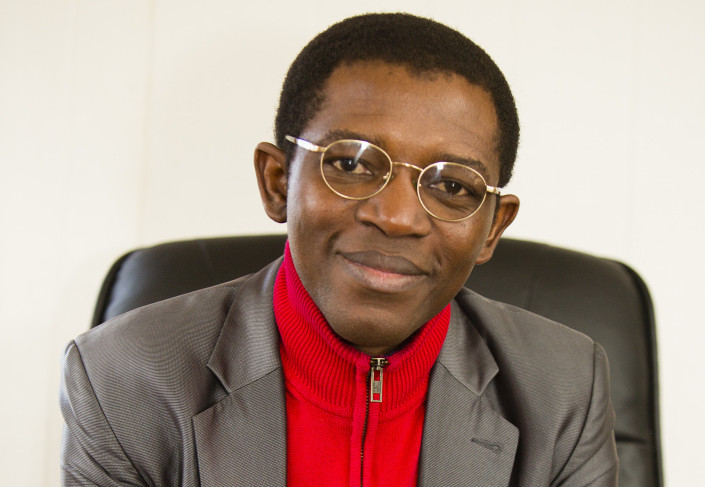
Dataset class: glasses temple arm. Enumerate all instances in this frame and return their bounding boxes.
[284,135,326,153]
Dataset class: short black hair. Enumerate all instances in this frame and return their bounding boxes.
[274,12,519,187]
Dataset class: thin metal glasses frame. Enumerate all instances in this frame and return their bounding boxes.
[284,135,501,222]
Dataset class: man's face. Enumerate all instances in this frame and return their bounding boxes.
[256,61,518,356]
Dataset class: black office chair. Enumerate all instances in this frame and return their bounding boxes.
[92,235,662,487]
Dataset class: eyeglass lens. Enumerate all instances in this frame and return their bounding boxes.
[320,140,488,221]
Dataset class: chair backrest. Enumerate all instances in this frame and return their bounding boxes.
[92,235,662,487]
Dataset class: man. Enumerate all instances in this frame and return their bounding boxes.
[60,13,618,486]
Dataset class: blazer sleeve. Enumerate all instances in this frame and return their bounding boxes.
[59,341,147,487]
[553,343,619,486]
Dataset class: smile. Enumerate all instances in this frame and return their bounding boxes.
[338,251,427,293]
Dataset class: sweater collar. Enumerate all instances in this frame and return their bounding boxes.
[273,242,450,416]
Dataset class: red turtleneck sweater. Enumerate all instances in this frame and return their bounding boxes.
[273,244,450,487]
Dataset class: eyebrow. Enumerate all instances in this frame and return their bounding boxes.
[434,153,490,177]
[319,129,491,178]
[319,129,382,147]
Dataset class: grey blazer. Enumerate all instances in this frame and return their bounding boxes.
[60,259,618,486]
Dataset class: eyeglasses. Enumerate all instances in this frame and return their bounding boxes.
[284,135,501,222]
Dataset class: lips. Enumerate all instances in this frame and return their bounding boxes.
[339,250,427,276]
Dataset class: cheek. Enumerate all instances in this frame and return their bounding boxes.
[287,186,341,235]
[437,218,493,279]
[287,164,359,233]
[287,158,339,215]
[286,162,324,228]
[284,165,349,278]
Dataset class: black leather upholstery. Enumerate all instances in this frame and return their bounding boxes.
[92,235,662,487]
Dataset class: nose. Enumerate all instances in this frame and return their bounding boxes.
[355,164,432,237]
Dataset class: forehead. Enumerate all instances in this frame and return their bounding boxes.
[301,61,501,181]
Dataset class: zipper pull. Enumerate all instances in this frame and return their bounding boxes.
[369,357,389,403]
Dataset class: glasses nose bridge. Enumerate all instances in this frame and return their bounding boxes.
[386,160,424,186]
[372,159,425,212]
[392,160,424,174]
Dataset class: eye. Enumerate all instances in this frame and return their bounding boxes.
[328,158,373,175]
[429,179,472,197]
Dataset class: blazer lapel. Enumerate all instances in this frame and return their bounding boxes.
[192,260,287,487]
[419,302,519,487]
[192,370,287,487]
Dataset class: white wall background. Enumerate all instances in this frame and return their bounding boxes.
[1,0,703,485]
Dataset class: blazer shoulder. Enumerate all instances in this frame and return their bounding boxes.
[451,287,604,417]
[68,259,281,407]
[75,259,281,363]
[454,286,599,362]
[60,260,283,485]
[449,288,616,484]
[76,278,241,362]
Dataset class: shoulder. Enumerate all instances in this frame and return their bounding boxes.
[449,288,616,482]
[74,277,245,372]
[449,287,607,427]
[66,259,281,414]
[60,260,283,482]
[454,286,600,369]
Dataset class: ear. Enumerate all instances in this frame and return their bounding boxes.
[476,194,520,264]
[254,142,288,223]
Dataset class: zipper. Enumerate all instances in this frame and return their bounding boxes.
[360,357,389,486]
[369,357,389,403]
